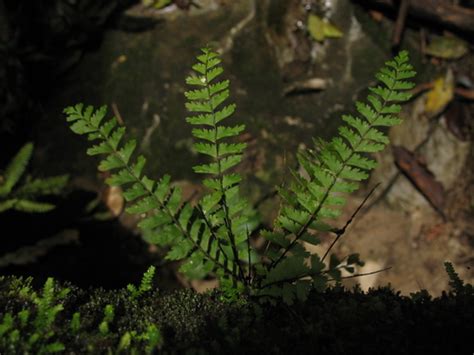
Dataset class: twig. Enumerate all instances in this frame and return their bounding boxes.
[246,225,252,284]
[326,266,392,282]
[360,172,401,218]
[455,87,474,100]
[321,183,380,263]
[219,0,256,53]
[392,0,410,48]
[111,102,125,125]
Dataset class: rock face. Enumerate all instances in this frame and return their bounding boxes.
[41,0,398,188]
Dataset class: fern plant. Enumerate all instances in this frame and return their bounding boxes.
[0,142,68,213]
[64,48,415,304]
[127,265,156,300]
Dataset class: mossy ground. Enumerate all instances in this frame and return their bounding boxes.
[0,275,472,354]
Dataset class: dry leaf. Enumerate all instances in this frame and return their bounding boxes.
[307,14,343,42]
[392,146,445,213]
[425,35,468,60]
[283,77,327,95]
[103,185,124,217]
[425,70,454,116]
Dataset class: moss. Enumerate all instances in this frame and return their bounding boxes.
[0,275,472,354]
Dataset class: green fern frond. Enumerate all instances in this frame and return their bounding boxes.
[0,143,33,197]
[127,265,156,300]
[17,176,68,196]
[260,51,416,303]
[33,278,69,332]
[0,143,68,213]
[8,199,56,213]
[64,102,241,284]
[184,47,254,284]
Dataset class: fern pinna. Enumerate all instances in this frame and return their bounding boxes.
[64,48,415,304]
[258,51,415,303]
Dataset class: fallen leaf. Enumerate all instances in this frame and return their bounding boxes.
[307,14,343,42]
[425,35,468,60]
[392,145,445,213]
[369,10,384,22]
[283,77,327,95]
[103,185,124,217]
[425,70,454,116]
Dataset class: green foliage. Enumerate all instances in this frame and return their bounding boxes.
[63,48,254,287]
[0,142,68,213]
[258,50,415,303]
[64,48,415,304]
[0,277,68,354]
[70,312,81,334]
[99,304,115,335]
[142,324,163,353]
[0,276,165,354]
[127,265,156,300]
[0,274,471,353]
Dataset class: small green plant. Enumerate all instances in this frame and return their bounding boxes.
[116,324,163,354]
[70,312,81,334]
[127,265,156,300]
[64,48,415,304]
[0,277,69,354]
[0,142,68,213]
[98,304,115,336]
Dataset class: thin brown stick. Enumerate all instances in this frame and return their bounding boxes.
[455,87,474,101]
[392,0,410,47]
[111,102,125,125]
[326,266,392,282]
[321,183,380,263]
